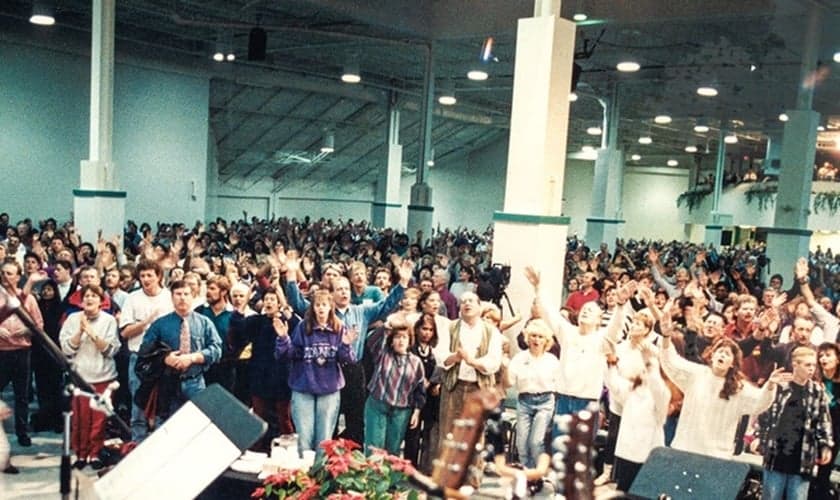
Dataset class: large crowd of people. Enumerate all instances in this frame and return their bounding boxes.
[1,212,840,499]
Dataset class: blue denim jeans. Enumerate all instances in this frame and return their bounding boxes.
[552,393,598,440]
[364,396,412,455]
[516,392,555,467]
[291,390,341,456]
[762,469,810,500]
[128,352,147,442]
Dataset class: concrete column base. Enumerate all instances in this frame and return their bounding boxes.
[407,183,433,244]
[492,211,570,344]
[73,189,126,246]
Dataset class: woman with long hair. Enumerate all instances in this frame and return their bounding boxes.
[812,342,840,498]
[659,308,783,459]
[32,280,64,432]
[275,290,356,455]
[403,313,441,472]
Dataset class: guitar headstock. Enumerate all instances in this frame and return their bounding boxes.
[551,403,598,500]
[432,389,501,492]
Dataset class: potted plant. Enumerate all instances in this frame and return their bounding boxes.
[251,438,420,500]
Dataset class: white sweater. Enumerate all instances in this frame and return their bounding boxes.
[607,363,669,463]
[60,311,120,384]
[660,344,776,459]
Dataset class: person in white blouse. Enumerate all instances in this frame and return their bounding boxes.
[59,284,120,470]
[658,302,785,459]
[507,319,560,467]
[524,267,628,435]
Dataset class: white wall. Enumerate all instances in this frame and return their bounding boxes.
[0,41,210,225]
[622,167,690,241]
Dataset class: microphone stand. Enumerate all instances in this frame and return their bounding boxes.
[0,287,130,500]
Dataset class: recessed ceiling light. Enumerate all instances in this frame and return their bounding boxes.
[226,53,235,62]
[569,92,578,102]
[694,124,710,133]
[685,145,698,153]
[631,154,641,161]
[667,159,679,167]
[697,87,718,97]
[212,52,224,62]
[438,95,457,106]
[342,63,361,83]
[724,134,739,144]
[586,126,602,135]
[654,115,672,124]
[467,69,489,81]
[834,51,840,63]
[779,113,789,122]
[573,13,588,21]
[581,145,595,152]
[30,14,55,26]
[638,136,652,145]
[616,61,641,72]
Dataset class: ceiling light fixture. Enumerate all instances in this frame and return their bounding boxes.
[29,2,55,26]
[834,51,840,63]
[697,86,718,97]
[654,115,672,124]
[212,52,224,62]
[467,68,489,81]
[586,126,602,135]
[778,112,789,122]
[320,132,335,153]
[573,13,588,22]
[638,136,652,145]
[694,124,710,133]
[685,145,698,153]
[569,92,578,102]
[438,94,456,106]
[667,159,679,167]
[616,61,641,72]
[341,63,361,84]
[581,145,595,152]
[818,125,826,131]
[724,133,739,144]
[631,154,641,161]
[226,53,235,62]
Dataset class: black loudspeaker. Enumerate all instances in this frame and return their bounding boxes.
[248,27,267,61]
[629,447,751,499]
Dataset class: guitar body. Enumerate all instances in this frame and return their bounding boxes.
[430,389,501,494]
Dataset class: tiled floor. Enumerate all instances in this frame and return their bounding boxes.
[0,430,83,499]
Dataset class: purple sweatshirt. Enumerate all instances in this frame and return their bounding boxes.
[275,321,355,395]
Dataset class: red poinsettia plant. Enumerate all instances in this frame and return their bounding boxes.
[251,438,420,500]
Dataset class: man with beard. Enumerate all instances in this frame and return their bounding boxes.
[195,276,234,391]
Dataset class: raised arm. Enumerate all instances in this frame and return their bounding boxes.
[797,257,839,342]
[525,266,572,346]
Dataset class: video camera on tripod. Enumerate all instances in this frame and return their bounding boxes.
[477,263,511,308]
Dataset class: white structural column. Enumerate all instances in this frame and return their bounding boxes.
[585,85,624,249]
[74,0,125,244]
[492,1,575,316]
[765,10,820,278]
[371,94,403,228]
[765,109,819,276]
[406,45,435,242]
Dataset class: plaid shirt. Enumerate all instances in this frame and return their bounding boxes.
[757,380,834,477]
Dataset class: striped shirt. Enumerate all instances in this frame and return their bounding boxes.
[366,337,426,409]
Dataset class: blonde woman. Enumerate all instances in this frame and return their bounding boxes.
[507,319,560,467]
